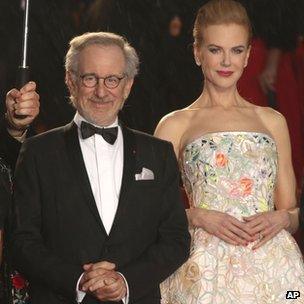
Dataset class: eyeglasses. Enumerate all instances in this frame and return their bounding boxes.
[79,73,126,89]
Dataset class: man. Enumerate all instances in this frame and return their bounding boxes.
[12,32,190,304]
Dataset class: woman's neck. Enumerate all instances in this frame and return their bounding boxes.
[194,83,245,109]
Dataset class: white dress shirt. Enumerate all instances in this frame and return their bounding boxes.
[74,113,123,234]
[74,113,128,303]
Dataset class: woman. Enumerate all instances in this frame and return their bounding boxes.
[0,81,39,303]
[0,158,10,267]
[0,157,11,301]
[155,0,304,302]
[0,157,29,304]
[0,153,29,304]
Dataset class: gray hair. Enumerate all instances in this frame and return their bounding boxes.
[65,32,139,78]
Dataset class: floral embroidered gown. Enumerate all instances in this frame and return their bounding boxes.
[161,132,304,304]
[0,158,29,304]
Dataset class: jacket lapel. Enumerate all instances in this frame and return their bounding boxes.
[110,125,136,235]
[63,121,107,234]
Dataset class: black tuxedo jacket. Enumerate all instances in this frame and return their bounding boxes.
[12,122,190,304]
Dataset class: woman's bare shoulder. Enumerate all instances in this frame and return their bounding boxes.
[154,107,197,156]
[155,108,193,137]
[161,107,195,121]
[254,106,289,141]
[255,106,286,127]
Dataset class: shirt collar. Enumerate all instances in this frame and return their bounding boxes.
[74,112,119,129]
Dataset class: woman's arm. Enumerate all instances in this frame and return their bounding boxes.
[154,112,183,159]
[272,112,298,233]
[244,110,298,249]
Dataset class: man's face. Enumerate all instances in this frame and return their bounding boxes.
[67,44,134,126]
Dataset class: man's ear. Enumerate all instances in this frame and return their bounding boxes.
[66,71,77,96]
[123,78,134,100]
[193,45,201,66]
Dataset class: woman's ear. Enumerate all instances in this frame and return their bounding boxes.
[244,45,251,68]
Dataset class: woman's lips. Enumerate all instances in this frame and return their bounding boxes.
[217,70,233,77]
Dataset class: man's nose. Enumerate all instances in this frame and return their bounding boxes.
[94,80,108,98]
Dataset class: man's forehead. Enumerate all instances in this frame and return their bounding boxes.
[78,44,126,72]
[80,44,124,59]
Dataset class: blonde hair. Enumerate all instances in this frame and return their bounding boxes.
[193,0,252,47]
[65,32,139,78]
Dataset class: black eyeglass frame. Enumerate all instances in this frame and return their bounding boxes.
[78,73,126,89]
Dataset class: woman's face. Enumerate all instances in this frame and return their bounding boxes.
[194,23,250,90]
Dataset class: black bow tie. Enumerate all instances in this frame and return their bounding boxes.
[80,121,118,144]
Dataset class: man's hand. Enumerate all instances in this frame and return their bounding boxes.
[90,271,126,302]
[80,261,127,302]
[6,81,40,137]
[80,261,116,292]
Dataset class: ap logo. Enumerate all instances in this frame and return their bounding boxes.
[286,291,300,299]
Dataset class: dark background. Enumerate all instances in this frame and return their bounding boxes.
[0,0,204,134]
[0,0,303,133]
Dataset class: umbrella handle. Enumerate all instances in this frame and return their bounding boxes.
[14,66,30,119]
[16,66,30,90]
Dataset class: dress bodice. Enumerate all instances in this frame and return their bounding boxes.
[181,132,278,218]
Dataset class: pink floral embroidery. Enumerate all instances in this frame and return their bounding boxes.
[215,152,228,167]
[240,177,253,196]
